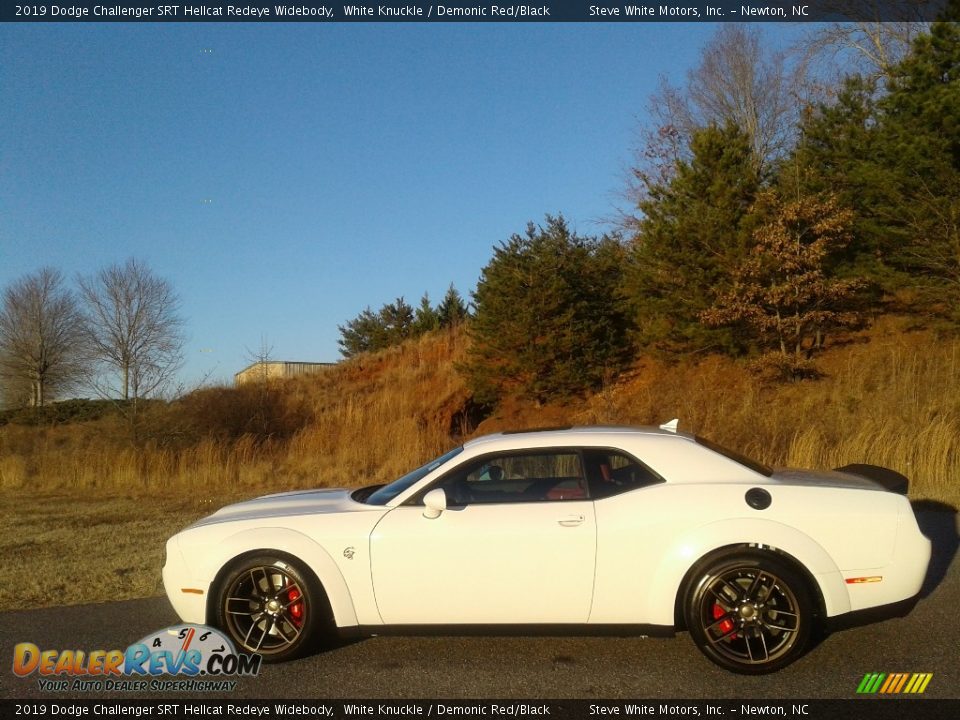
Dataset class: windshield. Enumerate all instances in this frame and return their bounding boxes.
[363,446,464,505]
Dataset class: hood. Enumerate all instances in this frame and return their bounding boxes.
[188,488,365,529]
[770,468,884,492]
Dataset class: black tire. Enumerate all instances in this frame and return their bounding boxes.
[684,550,814,674]
[214,555,326,662]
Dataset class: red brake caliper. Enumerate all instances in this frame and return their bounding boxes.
[287,588,303,626]
[713,603,736,639]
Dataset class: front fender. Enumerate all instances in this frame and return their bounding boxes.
[647,518,849,626]
[198,527,359,629]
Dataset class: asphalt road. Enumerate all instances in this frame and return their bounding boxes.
[2,507,957,701]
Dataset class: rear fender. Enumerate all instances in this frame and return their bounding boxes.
[648,518,850,626]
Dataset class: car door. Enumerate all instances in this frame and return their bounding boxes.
[368,449,597,625]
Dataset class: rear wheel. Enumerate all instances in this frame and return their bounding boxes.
[684,551,814,674]
[215,555,324,662]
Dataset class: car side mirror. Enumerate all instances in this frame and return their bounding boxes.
[422,488,447,519]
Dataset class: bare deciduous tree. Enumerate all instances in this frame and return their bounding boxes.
[690,26,798,170]
[0,268,87,407]
[78,259,185,403]
[0,374,33,410]
[243,335,275,384]
[633,24,802,192]
[802,2,932,85]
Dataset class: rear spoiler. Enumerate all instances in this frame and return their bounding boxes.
[833,464,909,495]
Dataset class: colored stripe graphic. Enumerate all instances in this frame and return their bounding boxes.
[904,673,934,693]
[856,672,932,694]
[857,673,885,693]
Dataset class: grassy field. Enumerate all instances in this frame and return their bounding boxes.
[0,492,248,613]
[0,316,957,612]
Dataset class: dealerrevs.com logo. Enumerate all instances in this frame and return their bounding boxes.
[12,625,261,692]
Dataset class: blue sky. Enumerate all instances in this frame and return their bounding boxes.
[0,22,807,388]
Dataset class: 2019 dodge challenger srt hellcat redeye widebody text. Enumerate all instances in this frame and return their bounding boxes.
[163,424,931,673]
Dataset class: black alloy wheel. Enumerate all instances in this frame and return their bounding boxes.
[216,556,323,662]
[685,551,814,674]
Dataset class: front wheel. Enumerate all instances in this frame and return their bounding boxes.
[684,552,814,674]
[214,555,324,662]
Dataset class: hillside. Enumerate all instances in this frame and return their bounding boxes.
[1,314,957,612]
[0,314,957,505]
[481,316,959,505]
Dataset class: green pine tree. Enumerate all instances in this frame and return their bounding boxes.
[463,215,630,404]
[626,123,763,353]
[413,293,440,335]
[878,16,960,313]
[337,297,416,358]
[437,284,469,328]
[789,18,960,314]
[337,307,387,358]
[787,76,897,288]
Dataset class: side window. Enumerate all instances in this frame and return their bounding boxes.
[583,448,661,499]
[431,451,588,505]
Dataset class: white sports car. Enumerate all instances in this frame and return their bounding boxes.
[162,424,931,674]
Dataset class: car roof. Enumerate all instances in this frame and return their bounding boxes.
[451,425,772,486]
[463,425,694,449]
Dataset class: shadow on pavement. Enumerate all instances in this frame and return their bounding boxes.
[912,499,959,598]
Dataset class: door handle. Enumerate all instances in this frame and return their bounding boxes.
[557,514,585,527]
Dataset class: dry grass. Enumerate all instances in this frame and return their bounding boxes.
[0,331,470,495]
[1,318,957,502]
[0,317,957,611]
[573,319,960,504]
[0,331,473,612]
[282,329,471,485]
[0,492,246,612]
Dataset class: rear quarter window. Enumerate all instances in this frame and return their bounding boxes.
[694,436,773,477]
